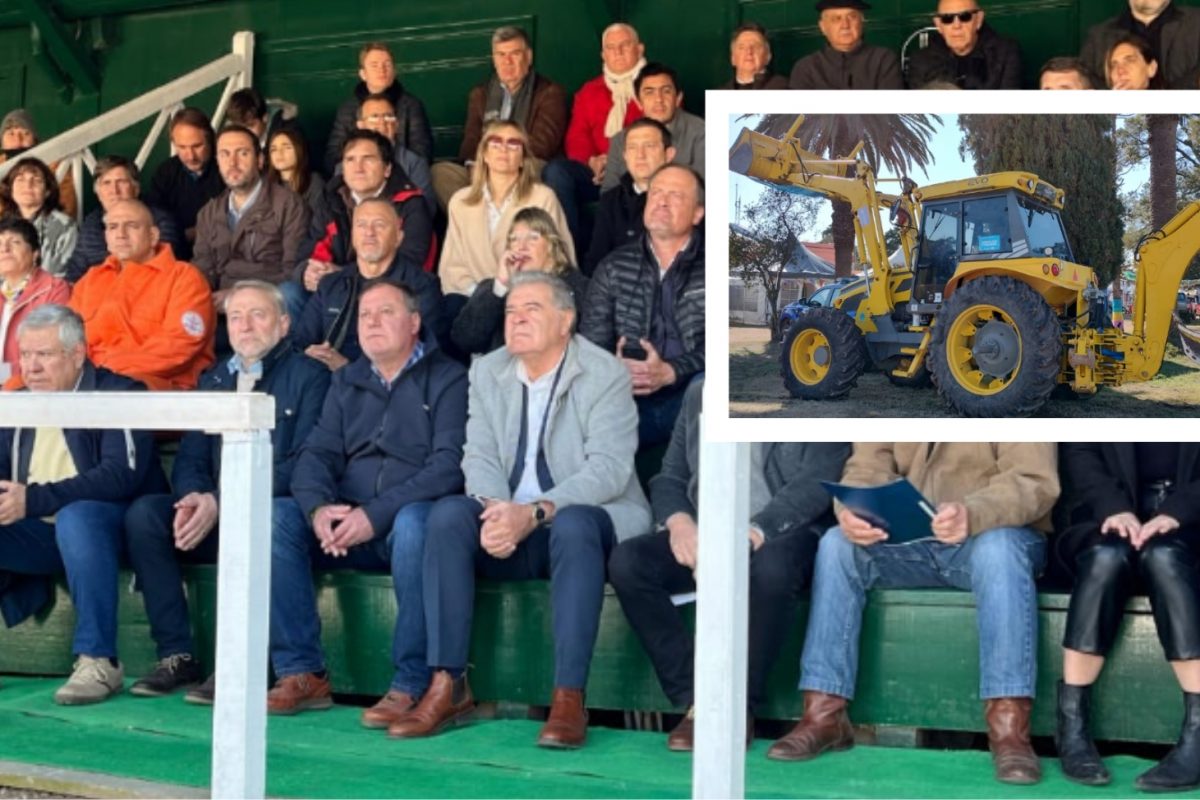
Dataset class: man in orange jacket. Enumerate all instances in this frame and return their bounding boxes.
[69,199,214,390]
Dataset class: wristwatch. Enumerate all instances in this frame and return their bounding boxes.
[531,501,549,526]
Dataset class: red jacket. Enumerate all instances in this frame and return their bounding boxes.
[563,75,643,164]
[0,268,70,378]
[69,244,215,390]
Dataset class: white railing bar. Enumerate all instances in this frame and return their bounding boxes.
[0,391,274,800]
[0,34,252,181]
[211,76,240,133]
[136,107,175,171]
[0,392,274,431]
[81,148,97,173]
[693,428,750,799]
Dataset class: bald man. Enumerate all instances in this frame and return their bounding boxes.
[69,200,214,390]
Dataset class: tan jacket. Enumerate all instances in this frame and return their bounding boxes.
[438,182,574,296]
[838,443,1059,535]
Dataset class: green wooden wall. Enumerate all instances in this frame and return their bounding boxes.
[0,0,1192,202]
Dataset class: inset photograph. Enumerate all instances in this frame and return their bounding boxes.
[726,112,1200,418]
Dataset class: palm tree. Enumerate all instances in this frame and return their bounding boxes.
[754,114,940,277]
[1148,114,1179,229]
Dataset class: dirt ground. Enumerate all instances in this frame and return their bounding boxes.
[729,325,1200,418]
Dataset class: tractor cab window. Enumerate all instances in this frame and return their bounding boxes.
[962,196,1011,257]
[916,201,961,298]
[1018,196,1073,261]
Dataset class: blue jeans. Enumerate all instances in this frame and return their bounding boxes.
[799,525,1046,700]
[424,496,616,688]
[0,501,128,657]
[269,497,433,695]
[277,279,310,326]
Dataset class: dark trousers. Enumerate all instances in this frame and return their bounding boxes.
[424,495,615,689]
[1063,526,1200,660]
[607,525,822,710]
[636,381,690,449]
[541,157,600,254]
[124,494,219,660]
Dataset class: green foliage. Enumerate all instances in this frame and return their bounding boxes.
[730,188,822,333]
[959,115,1125,286]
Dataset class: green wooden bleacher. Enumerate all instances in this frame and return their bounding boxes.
[0,568,1185,745]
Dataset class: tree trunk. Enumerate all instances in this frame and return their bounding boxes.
[1148,114,1179,229]
[831,200,855,277]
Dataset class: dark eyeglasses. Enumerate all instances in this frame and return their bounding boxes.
[935,9,978,24]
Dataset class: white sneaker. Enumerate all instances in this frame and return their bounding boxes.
[54,655,124,705]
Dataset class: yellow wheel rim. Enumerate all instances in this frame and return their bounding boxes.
[946,304,1022,396]
[789,329,832,385]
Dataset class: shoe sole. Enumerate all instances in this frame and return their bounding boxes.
[388,705,475,738]
[1135,780,1200,794]
[765,739,854,762]
[55,686,122,706]
[184,694,215,706]
[268,696,334,716]
[130,681,201,698]
[1063,772,1112,787]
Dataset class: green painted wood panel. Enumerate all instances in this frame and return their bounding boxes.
[0,570,1185,743]
[2,0,1198,190]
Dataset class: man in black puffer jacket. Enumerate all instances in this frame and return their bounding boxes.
[0,304,167,706]
[906,3,1021,89]
[580,164,704,447]
[122,280,330,702]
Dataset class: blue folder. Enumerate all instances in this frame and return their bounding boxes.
[820,478,938,544]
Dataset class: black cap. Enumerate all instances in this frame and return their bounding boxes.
[815,0,871,10]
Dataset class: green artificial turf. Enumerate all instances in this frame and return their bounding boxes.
[1,677,1198,798]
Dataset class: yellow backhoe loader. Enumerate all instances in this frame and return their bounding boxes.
[729,116,1200,417]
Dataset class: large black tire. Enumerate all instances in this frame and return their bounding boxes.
[779,307,866,399]
[928,276,1061,417]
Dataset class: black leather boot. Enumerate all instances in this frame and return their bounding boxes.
[1136,691,1200,792]
[1055,681,1110,785]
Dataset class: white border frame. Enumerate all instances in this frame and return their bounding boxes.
[704,89,1200,442]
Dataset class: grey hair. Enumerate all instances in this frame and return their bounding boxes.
[226,279,287,316]
[602,22,639,45]
[492,26,530,48]
[509,270,576,313]
[18,303,86,351]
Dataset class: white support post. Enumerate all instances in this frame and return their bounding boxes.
[210,428,273,800]
[693,435,751,800]
[232,31,254,89]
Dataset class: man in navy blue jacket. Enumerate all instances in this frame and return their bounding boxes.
[270,279,468,720]
[122,280,330,701]
[0,304,166,705]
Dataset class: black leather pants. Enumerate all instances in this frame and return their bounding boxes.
[1063,532,1200,660]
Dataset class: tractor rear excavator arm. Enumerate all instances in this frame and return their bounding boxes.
[1131,199,1200,373]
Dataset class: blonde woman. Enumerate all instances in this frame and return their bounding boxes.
[451,207,587,356]
[438,120,573,321]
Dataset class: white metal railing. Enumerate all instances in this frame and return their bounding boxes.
[0,392,274,800]
[0,31,254,223]
[694,435,750,799]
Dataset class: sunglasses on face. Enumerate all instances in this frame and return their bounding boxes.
[486,136,525,152]
[935,10,978,24]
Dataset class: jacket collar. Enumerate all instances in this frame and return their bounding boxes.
[100,242,177,273]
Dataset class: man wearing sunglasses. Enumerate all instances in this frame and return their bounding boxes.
[788,0,903,90]
[1081,1,1200,90]
[906,1,1022,89]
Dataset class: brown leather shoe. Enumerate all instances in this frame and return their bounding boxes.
[666,708,755,752]
[388,670,474,738]
[986,697,1042,785]
[766,691,854,761]
[667,707,695,751]
[267,672,333,715]
[537,687,588,749]
[361,690,417,729]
